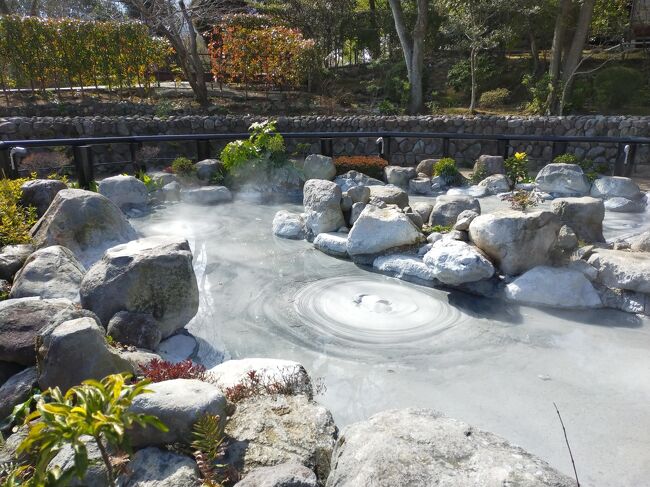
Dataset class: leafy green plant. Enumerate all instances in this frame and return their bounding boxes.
[500,190,539,212]
[594,66,644,110]
[504,152,532,185]
[470,165,488,184]
[17,373,167,487]
[191,414,234,487]
[135,171,162,192]
[433,158,463,186]
[377,99,399,115]
[0,178,38,248]
[171,157,196,177]
[422,224,452,235]
[553,153,609,182]
[67,180,98,192]
[220,120,287,180]
[523,73,551,115]
[479,88,510,108]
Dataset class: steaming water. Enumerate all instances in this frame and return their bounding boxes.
[133,197,650,487]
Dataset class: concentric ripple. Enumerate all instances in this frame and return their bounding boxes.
[292,275,468,346]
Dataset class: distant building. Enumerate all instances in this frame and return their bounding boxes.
[631,0,650,45]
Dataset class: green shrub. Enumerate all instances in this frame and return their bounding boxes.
[479,88,510,108]
[447,56,497,94]
[522,73,551,115]
[433,158,463,186]
[0,178,38,248]
[553,153,609,181]
[594,66,645,109]
[470,165,488,184]
[378,99,400,115]
[504,152,532,185]
[422,224,452,235]
[171,157,196,176]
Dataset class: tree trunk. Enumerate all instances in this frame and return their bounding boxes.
[546,0,572,114]
[179,0,209,107]
[387,0,428,114]
[529,30,540,75]
[469,47,477,113]
[368,0,382,60]
[0,0,10,14]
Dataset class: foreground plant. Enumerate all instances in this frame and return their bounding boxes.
[141,359,210,383]
[191,413,236,486]
[500,190,540,212]
[17,374,168,487]
[0,178,37,247]
[504,152,532,185]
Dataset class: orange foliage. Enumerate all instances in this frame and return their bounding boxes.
[334,155,388,179]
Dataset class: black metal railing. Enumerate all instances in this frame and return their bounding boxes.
[1,131,648,189]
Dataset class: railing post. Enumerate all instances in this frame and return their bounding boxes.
[0,147,17,179]
[320,138,333,157]
[615,143,637,177]
[196,139,210,161]
[380,136,391,162]
[497,139,510,159]
[552,141,567,160]
[130,142,142,174]
[624,144,637,177]
[441,138,450,158]
[73,145,94,189]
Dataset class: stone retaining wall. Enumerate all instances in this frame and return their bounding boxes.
[1,115,648,170]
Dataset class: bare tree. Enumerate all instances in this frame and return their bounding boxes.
[121,0,229,106]
[387,0,429,114]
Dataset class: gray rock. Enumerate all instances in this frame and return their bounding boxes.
[0,297,75,365]
[345,185,370,204]
[551,197,605,243]
[80,236,199,339]
[303,180,345,236]
[473,155,505,176]
[411,202,433,223]
[469,210,561,275]
[368,184,409,208]
[340,195,353,212]
[10,246,85,301]
[326,408,574,487]
[384,166,416,189]
[588,249,650,294]
[118,447,200,487]
[180,186,232,205]
[313,232,348,258]
[47,306,101,329]
[591,176,643,200]
[477,174,510,195]
[429,195,480,227]
[30,189,137,267]
[409,177,434,195]
[195,159,224,183]
[49,436,111,486]
[334,171,384,193]
[98,175,148,211]
[161,181,181,202]
[567,259,598,281]
[119,348,162,373]
[347,206,423,260]
[505,266,602,309]
[0,366,37,420]
[304,155,336,181]
[373,254,436,283]
[273,211,306,240]
[349,202,365,226]
[423,240,494,285]
[415,159,438,177]
[630,231,650,252]
[236,463,318,487]
[107,311,162,350]
[535,163,591,196]
[224,395,337,482]
[0,244,33,281]
[156,333,197,363]
[430,176,448,192]
[605,196,647,213]
[149,172,178,187]
[0,361,24,388]
[556,225,578,250]
[405,210,423,229]
[453,210,479,231]
[37,317,134,391]
[20,179,67,217]
[129,379,227,448]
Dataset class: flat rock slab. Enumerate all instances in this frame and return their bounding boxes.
[326,408,574,487]
[180,186,232,205]
[236,463,318,487]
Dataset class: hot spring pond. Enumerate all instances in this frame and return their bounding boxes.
[133,198,650,487]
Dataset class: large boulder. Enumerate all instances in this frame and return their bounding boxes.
[0,298,75,365]
[505,266,602,309]
[384,166,416,189]
[10,246,85,301]
[37,317,134,391]
[345,186,370,204]
[273,211,307,240]
[605,196,647,213]
[129,379,227,447]
[423,240,494,285]
[195,159,224,183]
[0,244,33,281]
[415,159,438,177]
[30,189,137,267]
[224,395,337,482]
[473,155,505,176]
[209,358,313,397]
[180,186,232,205]
[588,249,650,294]
[0,366,37,420]
[373,254,436,283]
[326,408,574,487]
[313,232,349,258]
[347,206,423,261]
[535,163,591,196]
[469,210,561,275]
[368,185,409,208]
[98,175,148,211]
[477,174,510,195]
[236,463,318,487]
[20,179,67,217]
[551,197,605,243]
[80,236,199,339]
[411,202,433,223]
[304,155,336,181]
[303,180,345,236]
[409,177,434,195]
[590,176,643,200]
[334,171,384,193]
[429,195,480,227]
[630,231,650,252]
[118,448,200,487]
[106,311,162,350]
